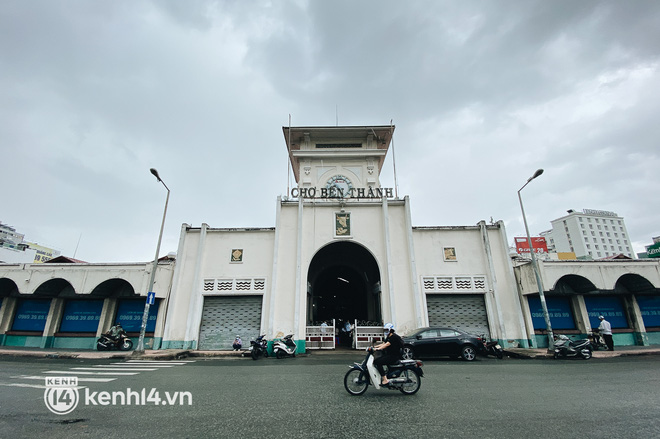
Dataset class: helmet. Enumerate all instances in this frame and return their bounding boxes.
[598,315,604,320]
[383,323,394,332]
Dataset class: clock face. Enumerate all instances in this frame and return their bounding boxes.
[326,175,353,197]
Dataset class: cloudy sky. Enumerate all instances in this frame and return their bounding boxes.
[2,1,659,263]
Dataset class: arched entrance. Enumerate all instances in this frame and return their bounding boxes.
[307,242,382,346]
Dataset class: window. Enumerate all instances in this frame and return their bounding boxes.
[589,224,593,229]
[591,231,595,236]
[420,329,439,339]
[597,252,602,257]
[581,224,585,229]
[586,244,591,249]
[595,245,599,250]
[598,225,602,230]
[579,217,583,222]
[596,218,600,223]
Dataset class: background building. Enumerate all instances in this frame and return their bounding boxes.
[0,223,61,264]
[541,209,634,260]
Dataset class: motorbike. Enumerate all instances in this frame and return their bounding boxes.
[344,347,424,396]
[273,334,297,359]
[96,331,133,351]
[553,334,592,360]
[588,329,608,351]
[480,334,504,359]
[249,334,268,360]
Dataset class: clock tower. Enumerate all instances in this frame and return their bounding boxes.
[282,125,395,199]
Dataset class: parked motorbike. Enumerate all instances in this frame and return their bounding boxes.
[249,334,268,360]
[588,329,608,351]
[273,334,297,359]
[96,331,133,351]
[479,334,504,359]
[344,347,424,396]
[553,334,592,360]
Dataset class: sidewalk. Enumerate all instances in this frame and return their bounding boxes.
[0,346,247,361]
[504,345,660,359]
[1,345,659,361]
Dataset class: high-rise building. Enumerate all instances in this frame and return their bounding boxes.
[541,209,634,259]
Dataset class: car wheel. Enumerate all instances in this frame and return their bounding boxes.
[401,346,415,360]
[461,345,477,361]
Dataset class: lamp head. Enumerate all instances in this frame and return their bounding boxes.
[150,168,161,181]
[531,169,544,180]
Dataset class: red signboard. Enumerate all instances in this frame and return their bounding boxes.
[514,237,548,255]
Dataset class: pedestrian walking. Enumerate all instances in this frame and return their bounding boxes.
[598,316,614,351]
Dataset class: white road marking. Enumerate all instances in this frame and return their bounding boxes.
[102,364,174,368]
[12,375,116,383]
[0,382,87,390]
[44,370,138,375]
[71,367,158,372]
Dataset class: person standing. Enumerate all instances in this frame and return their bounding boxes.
[598,315,614,351]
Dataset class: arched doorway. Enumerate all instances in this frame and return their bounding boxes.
[307,242,382,346]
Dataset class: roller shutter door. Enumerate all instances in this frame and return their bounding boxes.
[198,296,262,350]
[426,294,489,336]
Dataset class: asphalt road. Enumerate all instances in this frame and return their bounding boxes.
[0,353,658,439]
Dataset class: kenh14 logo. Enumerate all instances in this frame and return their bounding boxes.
[44,376,79,415]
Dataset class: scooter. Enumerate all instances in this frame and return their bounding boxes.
[96,331,133,351]
[249,334,268,360]
[273,334,297,359]
[588,329,608,351]
[480,334,504,359]
[553,334,592,360]
[344,347,424,396]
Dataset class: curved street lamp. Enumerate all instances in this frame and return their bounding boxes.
[135,168,170,353]
[518,169,554,350]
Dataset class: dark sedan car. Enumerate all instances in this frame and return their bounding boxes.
[401,327,484,361]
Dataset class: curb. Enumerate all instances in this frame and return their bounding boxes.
[503,348,660,360]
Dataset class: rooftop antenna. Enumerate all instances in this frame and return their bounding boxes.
[287,114,292,198]
[390,119,399,198]
[73,232,82,258]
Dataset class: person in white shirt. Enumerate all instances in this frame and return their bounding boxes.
[598,315,614,351]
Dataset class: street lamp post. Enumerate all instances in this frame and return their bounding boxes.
[518,168,554,351]
[135,168,170,353]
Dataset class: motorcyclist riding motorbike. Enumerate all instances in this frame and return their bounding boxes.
[108,322,124,341]
[373,323,404,386]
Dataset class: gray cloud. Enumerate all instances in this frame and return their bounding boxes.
[1,0,658,262]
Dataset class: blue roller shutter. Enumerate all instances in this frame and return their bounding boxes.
[636,296,660,328]
[584,296,628,329]
[59,300,104,332]
[11,298,51,332]
[528,296,576,330]
[115,299,160,333]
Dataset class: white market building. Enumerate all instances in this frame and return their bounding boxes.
[160,125,529,351]
[1,124,659,352]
